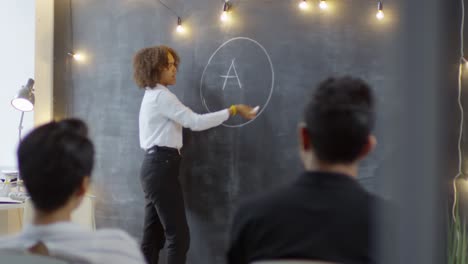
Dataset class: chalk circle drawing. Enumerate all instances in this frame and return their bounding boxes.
[200,37,274,127]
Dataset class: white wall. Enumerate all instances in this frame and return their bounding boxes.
[34,0,54,126]
[0,0,35,169]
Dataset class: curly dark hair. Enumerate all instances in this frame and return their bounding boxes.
[133,45,180,89]
[304,76,375,163]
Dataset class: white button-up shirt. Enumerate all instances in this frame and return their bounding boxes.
[139,84,230,150]
[0,222,145,264]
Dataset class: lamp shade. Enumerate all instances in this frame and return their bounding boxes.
[11,79,35,112]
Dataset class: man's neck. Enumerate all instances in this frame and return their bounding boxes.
[307,162,359,178]
[33,208,72,225]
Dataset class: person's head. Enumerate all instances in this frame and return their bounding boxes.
[300,76,376,170]
[133,45,180,88]
[17,118,94,213]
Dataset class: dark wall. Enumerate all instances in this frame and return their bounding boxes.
[382,0,452,262]
[53,0,456,263]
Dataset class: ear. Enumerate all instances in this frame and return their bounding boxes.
[298,122,312,151]
[359,134,377,160]
[76,176,90,198]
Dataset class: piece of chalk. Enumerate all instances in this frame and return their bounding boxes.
[251,106,260,114]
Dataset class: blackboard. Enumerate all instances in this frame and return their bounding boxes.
[57,0,403,263]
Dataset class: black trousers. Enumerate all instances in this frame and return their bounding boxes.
[140,146,190,264]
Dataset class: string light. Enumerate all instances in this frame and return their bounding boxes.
[221,1,230,22]
[319,0,328,10]
[376,2,384,20]
[160,0,389,32]
[176,17,184,33]
[299,0,309,10]
[453,0,466,256]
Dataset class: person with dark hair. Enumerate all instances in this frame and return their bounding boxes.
[133,45,257,264]
[227,76,380,264]
[0,119,145,264]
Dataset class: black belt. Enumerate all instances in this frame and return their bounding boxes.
[146,145,179,155]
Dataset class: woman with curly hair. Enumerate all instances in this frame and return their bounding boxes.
[133,45,256,264]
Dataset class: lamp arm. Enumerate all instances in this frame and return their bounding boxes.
[18,111,24,142]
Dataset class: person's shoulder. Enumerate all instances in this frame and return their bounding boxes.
[76,228,144,264]
[150,86,179,104]
[94,228,138,244]
[88,229,140,252]
[97,228,129,236]
[0,234,22,249]
[363,189,389,205]
[371,194,398,213]
[234,185,292,219]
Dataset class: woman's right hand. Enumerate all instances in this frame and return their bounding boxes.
[234,104,257,120]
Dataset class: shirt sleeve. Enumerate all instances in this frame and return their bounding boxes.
[110,230,147,264]
[158,90,230,131]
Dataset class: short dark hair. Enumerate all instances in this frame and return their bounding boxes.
[17,118,94,212]
[304,76,375,163]
[133,45,180,89]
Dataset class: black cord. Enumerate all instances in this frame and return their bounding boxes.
[68,0,75,116]
[69,0,74,48]
[156,0,179,17]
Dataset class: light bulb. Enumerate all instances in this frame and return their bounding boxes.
[11,98,33,112]
[176,17,184,33]
[461,58,468,67]
[376,2,384,20]
[72,53,84,61]
[220,11,228,22]
[299,0,308,10]
[319,0,328,10]
[67,52,85,62]
[176,25,184,33]
[376,10,384,20]
[221,1,229,22]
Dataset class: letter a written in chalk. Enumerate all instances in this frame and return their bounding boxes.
[220,59,242,91]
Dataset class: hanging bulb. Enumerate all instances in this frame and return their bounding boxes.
[319,0,328,10]
[220,1,230,22]
[220,11,228,22]
[73,53,83,61]
[176,17,184,33]
[299,0,309,10]
[68,52,84,61]
[462,58,468,68]
[376,2,384,20]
